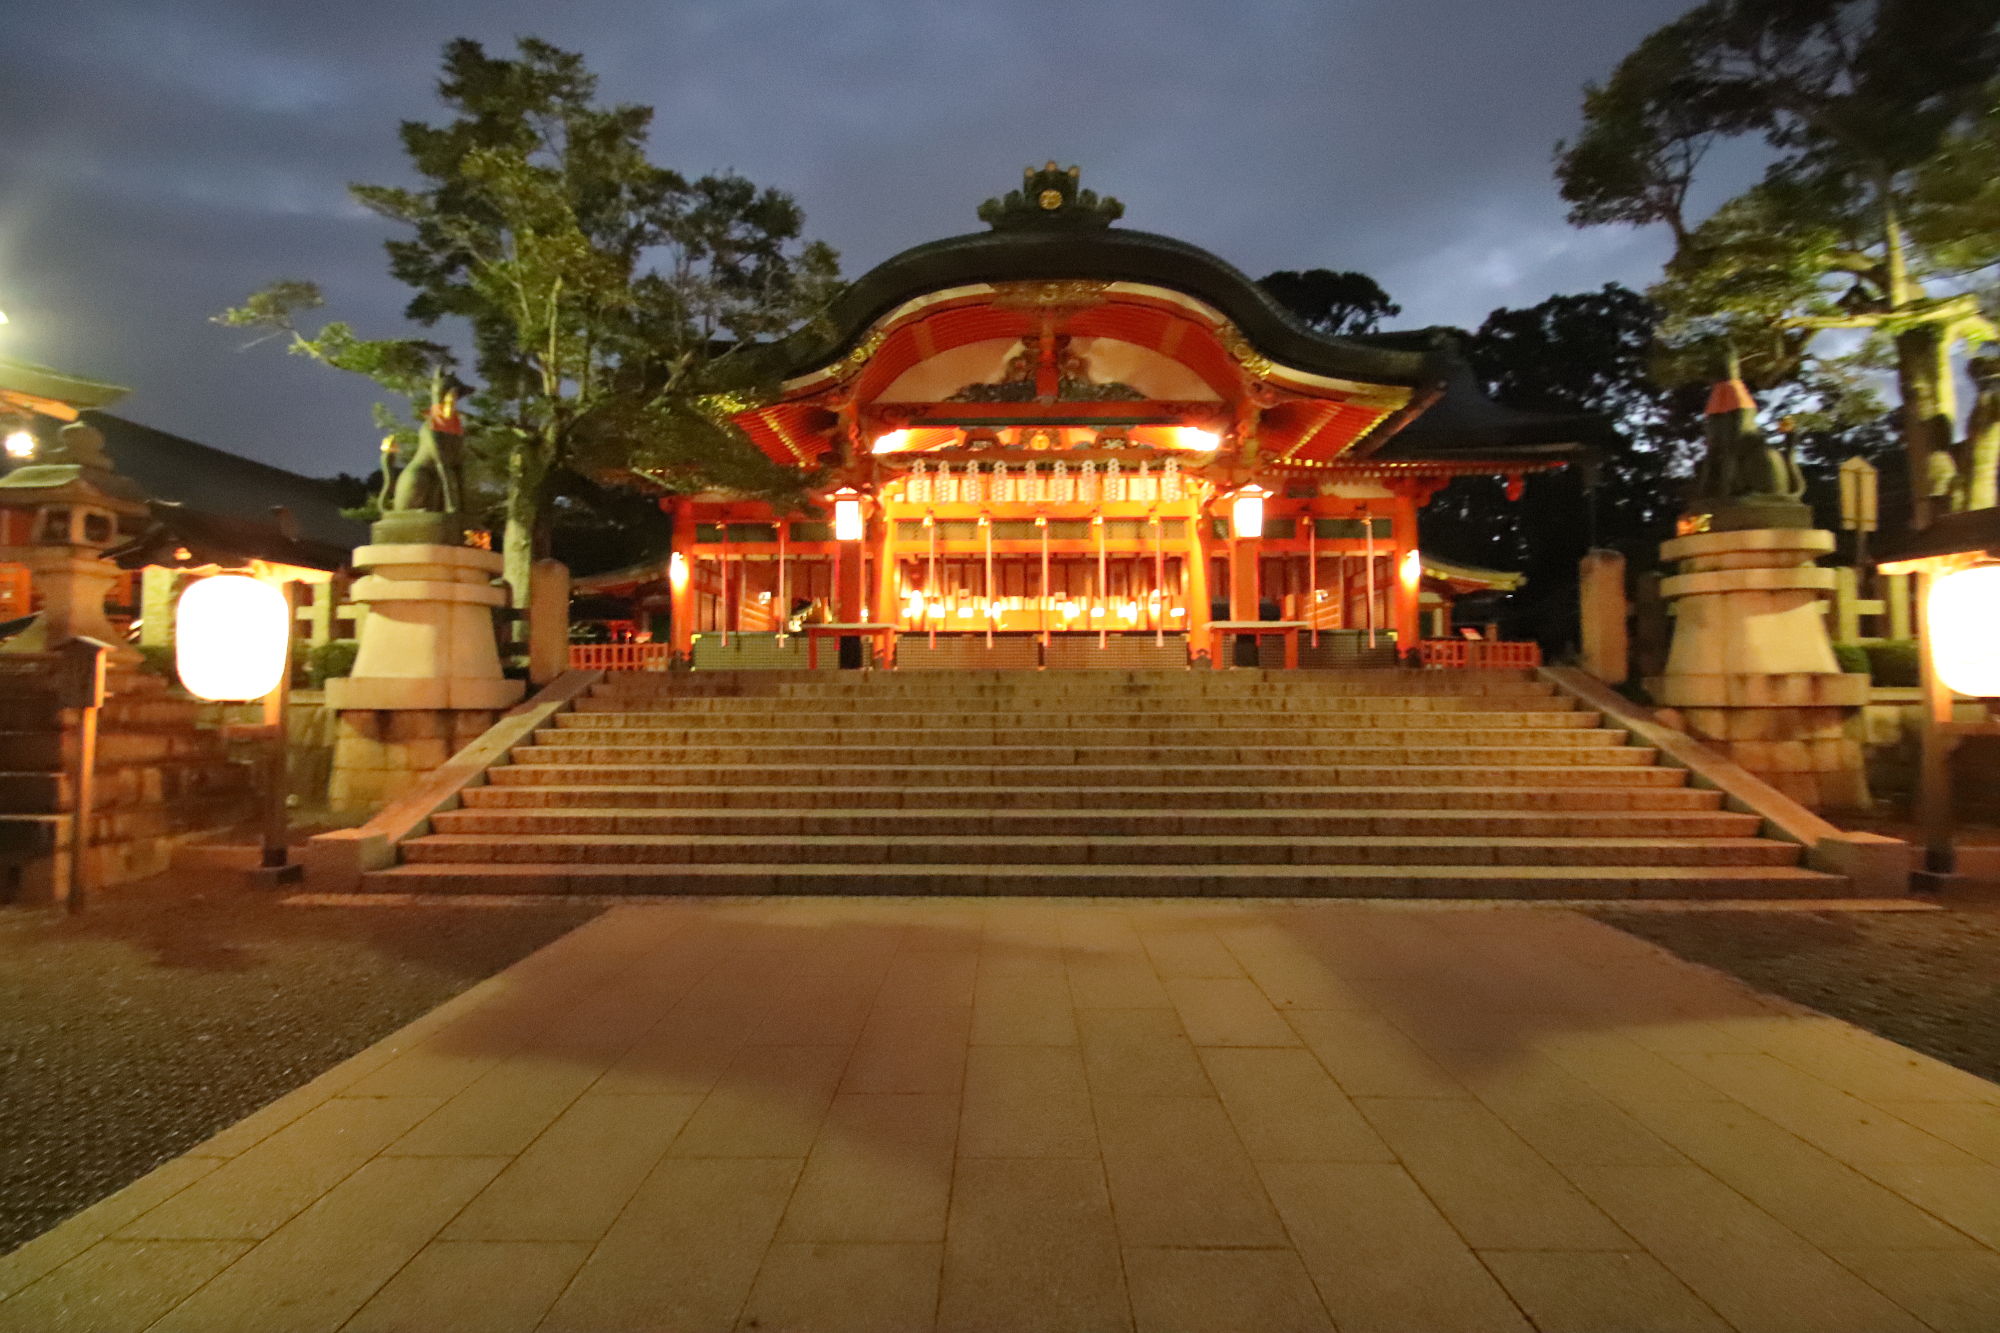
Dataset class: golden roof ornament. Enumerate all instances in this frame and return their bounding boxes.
[978,163,1124,231]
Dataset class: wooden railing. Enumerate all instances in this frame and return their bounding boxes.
[1418,639,1543,669]
[568,642,674,672]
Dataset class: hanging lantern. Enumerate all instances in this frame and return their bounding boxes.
[175,575,291,702]
[1927,564,2000,696]
[832,487,864,541]
[1232,484,1269,539]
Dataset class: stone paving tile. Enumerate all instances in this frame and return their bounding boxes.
[1257,1160,1533,1333]
[1561,1162,1933,1333]
[118,1095,440,1240]
[341,1239,588,1333]
[1122,1246,1334,1333]
[1198,1047,1393,1162]
[149,1154,508,1333]
[1355,1097,1634,1250]
[738,1242,942,1333]
[779,1094,957,1243]
[1077,1007,1211,1097]
[1625,1097,1980,1250]
[957,1045,1096,1158]
[445,1094,698,1241]
[937,1157,1129,1333]
[1478,1250,1731,1333]
[1830,1246,2000,1333]
[0,1239,249,1333]
[540,1156,801,1333]
[11,898,2000,1333]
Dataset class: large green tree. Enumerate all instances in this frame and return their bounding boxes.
[227,38,839,602]
[1257,269,1401,337]
[1556,0,2000,523]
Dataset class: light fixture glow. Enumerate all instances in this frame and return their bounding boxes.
[175,575,290,702]
[1400,548,1423,588]
[832,489,864,541]
[3,430,33,460]
[1175,427,1222,452]
[668,551,690,591]
[1927,564,2000,697]
[1231,484,1269,539]
[871,429,911,455]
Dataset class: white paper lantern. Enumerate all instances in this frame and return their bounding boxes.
[175,575,290,701]
[1231,485,1268,539]
[1927,564,2000,697]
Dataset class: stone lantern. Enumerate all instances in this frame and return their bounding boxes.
[1647,379,1870,808]
[0,421,147,659]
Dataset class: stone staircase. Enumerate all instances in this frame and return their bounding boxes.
[366,669,1857,898]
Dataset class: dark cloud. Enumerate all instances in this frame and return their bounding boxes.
[0,0,1698,477]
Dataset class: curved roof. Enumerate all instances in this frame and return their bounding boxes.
[762,226,1438,391]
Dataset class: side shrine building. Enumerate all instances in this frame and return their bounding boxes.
[604,166,1612,672]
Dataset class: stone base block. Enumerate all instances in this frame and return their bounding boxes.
[1648,672,1871,710]
[328,707,502,813]
[327,676,525,711]
[1654,696,1871,812]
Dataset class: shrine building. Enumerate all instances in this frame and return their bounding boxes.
[589,165,1611,672]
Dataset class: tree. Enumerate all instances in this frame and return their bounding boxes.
[1256,269,1401,337]
[226,38,839,602]
[1556,0,2000,522]
[1421,284,1887,651]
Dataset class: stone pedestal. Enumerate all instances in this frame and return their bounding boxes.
[326,540,523,810]
[1647,527,1871,808]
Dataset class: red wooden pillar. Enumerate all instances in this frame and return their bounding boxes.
[667,496,695,661]
[1185,508,1213,665]
[872,503,899,624]
[1388,488,1423,653]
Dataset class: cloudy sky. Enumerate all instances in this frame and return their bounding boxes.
[0,0,1713,478]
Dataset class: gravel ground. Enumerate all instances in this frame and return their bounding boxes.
[1595,892,2000,1087]
[0,881,600,1253]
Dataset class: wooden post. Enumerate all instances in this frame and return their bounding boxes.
[1833,565,1862,643]
[1915,569,1958,880]
[1389,494,1422,654]
[667,497,694,662]
[1886,573,1913,641]
[527,558,570,685]
[1186,509,1213,666]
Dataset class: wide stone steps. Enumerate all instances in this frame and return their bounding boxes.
[485,762,1680,789]
[508,741,1649,768]
[456,783,1734,812]
[368,668,1856,899]
[401,832,1799,869]
[431,806,1766,839]
[537,725,1621,748]
[366,862,1842,899]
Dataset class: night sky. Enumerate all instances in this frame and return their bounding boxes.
[0,0,1720,479]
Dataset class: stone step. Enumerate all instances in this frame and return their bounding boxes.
[574,696,1578,717]
[591,679,1559,701]
[432,806,1766,839]
[536,725,1619,749]
[362,862,1852,899]
[486,762,1681,789]
[507,742,1651,769]
[401,832,1801,869]
[458,783,1724,811]
[557,708,1601,730]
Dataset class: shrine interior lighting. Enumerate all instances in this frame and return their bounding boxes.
[1231,484,1268,539]
[1175,427,1221,452]
[832,490,864,540]
[1926,564,2000,697]
[175,575,290,702]
[4,429,34,459]
[871,429,911,455]
[667,551,689,591]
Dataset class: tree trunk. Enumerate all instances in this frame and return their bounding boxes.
[1893,324,1956,528]
[502,445,550,609]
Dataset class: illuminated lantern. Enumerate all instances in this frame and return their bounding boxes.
[1927,564,2000,696]
[175,575,290,701]
[4,429,35,460]
[871,429,910,455]
[1231,484,1269,539]
[832,488,864,541]
[667,551,690,590]
[1175,427,1221,453]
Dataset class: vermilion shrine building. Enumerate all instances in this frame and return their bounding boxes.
[591,166,1609,671]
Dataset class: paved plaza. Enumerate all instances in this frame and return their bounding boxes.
[2,898,1997,1333]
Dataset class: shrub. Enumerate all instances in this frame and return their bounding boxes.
[1863,640,1921,688]
[304,639,360,688]
[1833,642,1870,676]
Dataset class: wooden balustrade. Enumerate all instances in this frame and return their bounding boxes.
[1418,639,1542,669]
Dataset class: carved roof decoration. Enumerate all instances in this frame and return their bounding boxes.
[977,162,1125,232]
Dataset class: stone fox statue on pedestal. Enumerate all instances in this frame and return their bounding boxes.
[380,369,467,519]
[1687,378,1810,530]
